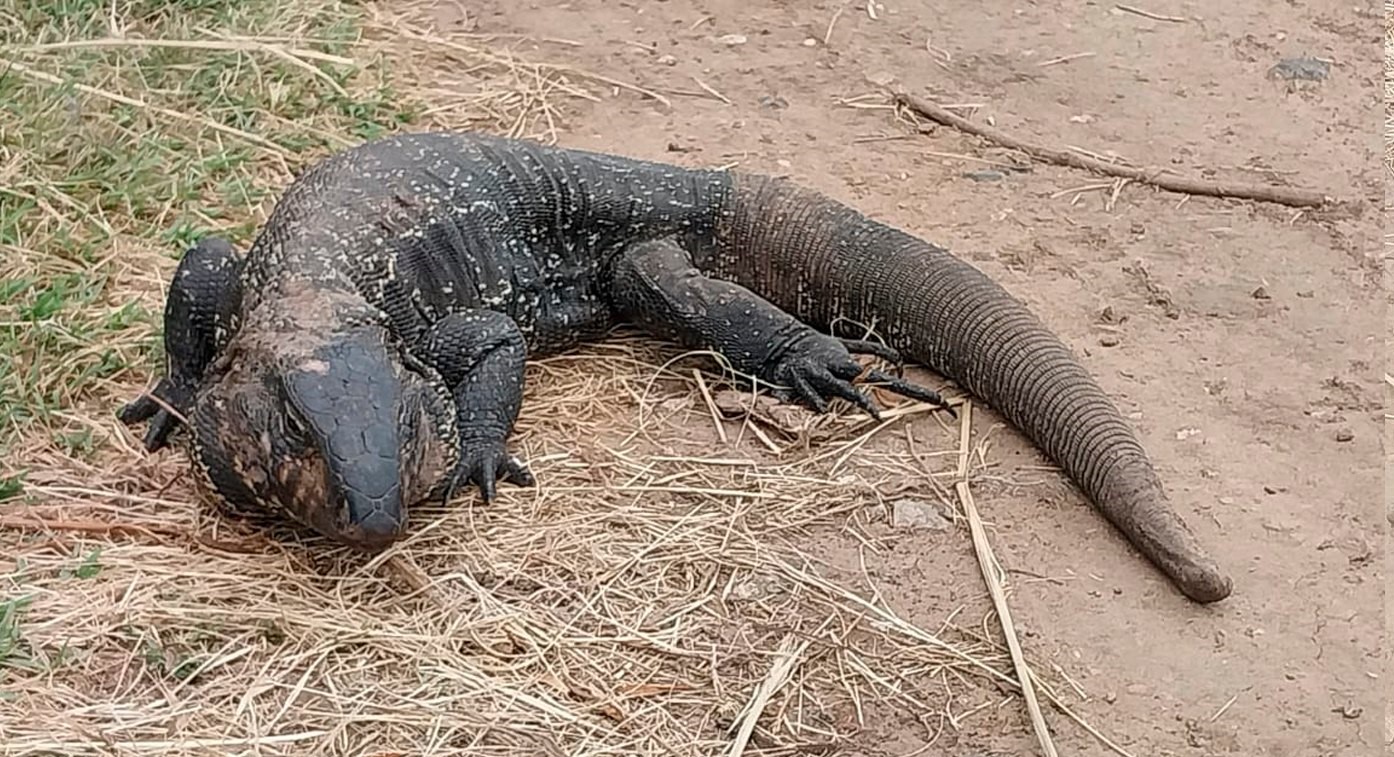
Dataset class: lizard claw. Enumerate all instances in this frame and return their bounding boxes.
[770,335,884,420]
[117,377,194,452]
[443,442,535,505]
[769,333,954,419]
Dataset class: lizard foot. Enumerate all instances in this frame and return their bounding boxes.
[442,441,536,504]
[117,377,195,452]
[769,334,954,420]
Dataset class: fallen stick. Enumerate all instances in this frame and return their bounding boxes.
[894,91,1333,208]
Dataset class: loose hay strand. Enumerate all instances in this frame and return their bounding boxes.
[953,402,1058,757]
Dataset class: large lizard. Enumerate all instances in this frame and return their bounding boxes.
[118,131,1232,603]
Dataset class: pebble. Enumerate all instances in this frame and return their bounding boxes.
[656,54,677,66]
[1334,428,1354,443]
[891,498,952,530]
[962,169,1007,182]
[802,37,818,47]
[1099,334,1120,347]
[717,33,747,46]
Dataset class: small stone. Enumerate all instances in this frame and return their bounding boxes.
[1104,691,1117,704]
[1099,334,1120,347]
[1296,289,1314,298]
[891,498,952,530]
[1270,56,1331,82]
[962,169,1007,182]
[1251,285,1271,300]
[1334,428,1354,442]
[656,53,677,66]
[802,37,818,47]
[776,159,792,169]
[717,33,748,46]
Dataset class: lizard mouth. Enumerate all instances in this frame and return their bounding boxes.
[330,499,406,550]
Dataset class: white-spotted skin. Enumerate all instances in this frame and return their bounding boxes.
[240,131,733,356]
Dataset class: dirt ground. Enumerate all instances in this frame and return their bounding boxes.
[436,1,1385,754]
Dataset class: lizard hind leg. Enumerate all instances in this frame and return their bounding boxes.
[119,237,245,452]
[604,237,954,419]
[413,309,536,504]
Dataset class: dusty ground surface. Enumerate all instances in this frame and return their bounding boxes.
[446,0,1386,754]
[1,1,1385,755]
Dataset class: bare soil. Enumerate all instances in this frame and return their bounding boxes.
[438,1,1385,754]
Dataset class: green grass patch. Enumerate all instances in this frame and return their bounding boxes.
[0,0,425,455]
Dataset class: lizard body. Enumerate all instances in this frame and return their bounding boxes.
[120,131,1231,603]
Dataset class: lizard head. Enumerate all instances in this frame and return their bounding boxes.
[191,325,429,551]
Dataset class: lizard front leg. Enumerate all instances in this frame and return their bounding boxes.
[413,309,536,503]
[119,237,244,451]
[604,238,952,418]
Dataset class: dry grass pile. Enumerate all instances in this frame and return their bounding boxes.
[1,1,1123,754]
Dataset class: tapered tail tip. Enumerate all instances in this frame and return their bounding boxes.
[1173,561,1233,604]
[1101,472,1233,604]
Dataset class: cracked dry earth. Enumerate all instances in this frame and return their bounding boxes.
[403,1,1384,755]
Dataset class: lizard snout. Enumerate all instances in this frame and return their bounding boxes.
[279,330,410,550]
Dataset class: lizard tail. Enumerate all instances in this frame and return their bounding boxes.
[712,174,1231,604]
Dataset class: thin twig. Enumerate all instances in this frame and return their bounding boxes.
[1114,4,1189,22]
[953,402,1058,757]
[894,91,1333,207]
[13,36,356,64]
[823,4,846,46]
[692,369,729,444]
[0,515,185,539]
[1037,51,1096,67]
[691,75,732,105]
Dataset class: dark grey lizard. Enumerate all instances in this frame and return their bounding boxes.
[118,131,1231,604]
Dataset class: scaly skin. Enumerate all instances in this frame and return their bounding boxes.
[120,131,1231,604]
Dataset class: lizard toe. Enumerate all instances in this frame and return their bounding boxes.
[446,443,532,503]
[808,369,882,420]
[501,456,536,487]
[862,368,956,416]
[838,338,902,366]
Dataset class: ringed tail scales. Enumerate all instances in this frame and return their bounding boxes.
[709,174,1231,604]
